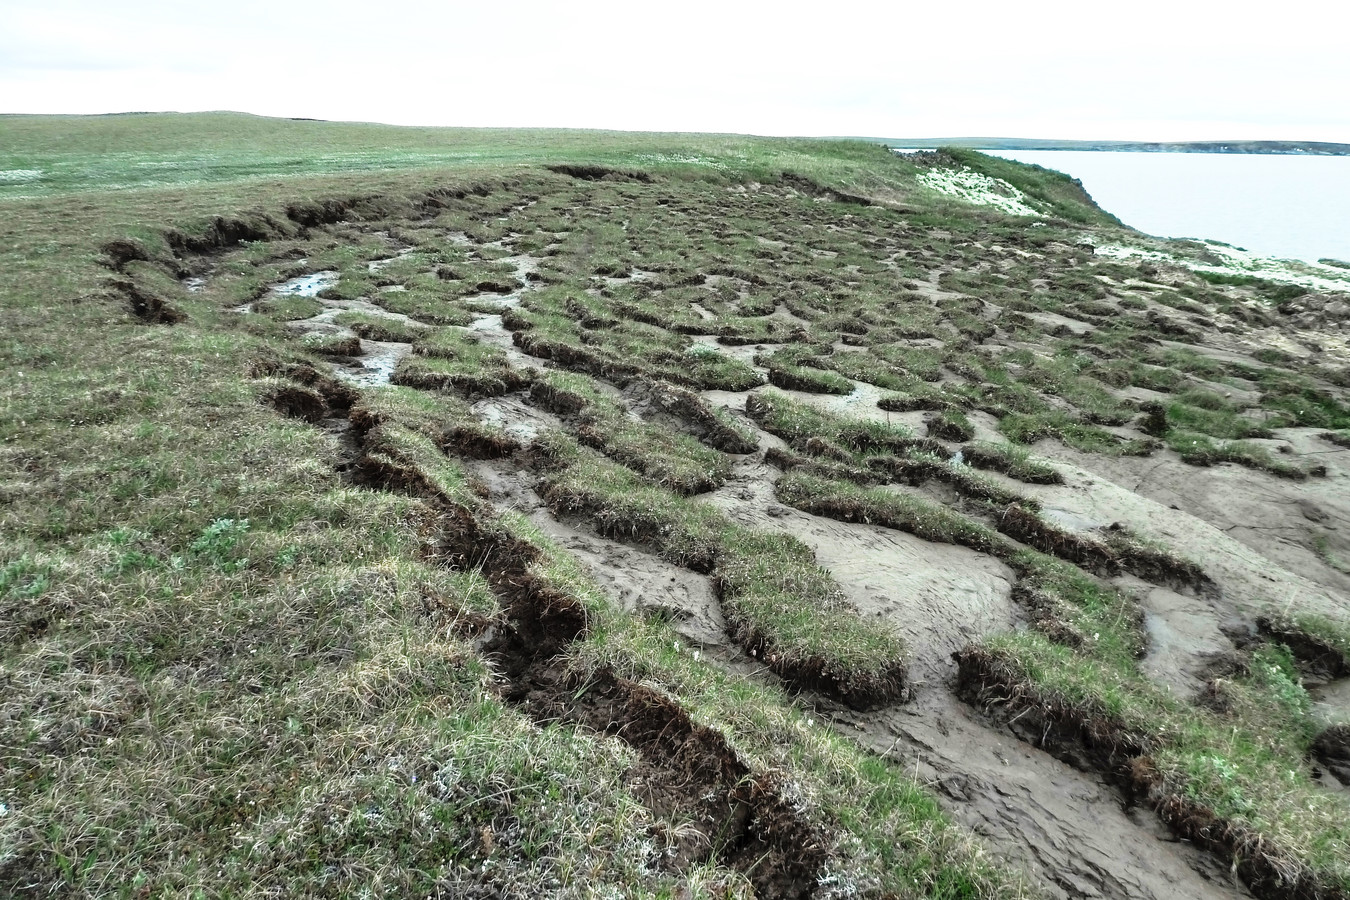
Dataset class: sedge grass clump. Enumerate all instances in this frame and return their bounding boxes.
[371,287,477,326]
[351,384,478,442]
[745,389,922,458]
[393,331,531,396]
[679,343,765,391]
[820,351,913,391]
[252,293,323,321]
[1162,398,1273,441]
[961,441,1063,484]
[355,423,482,508]
[578,411,733,495]
[878,380,977,412]
[775,471,1008,555]
[1164,431,1307,479]
[714,529,908,708]
[927,409,975,442]
[1257,612,1350,680]
[999,411,1153,457]
[532,371,734,493]
[764,353,855,394]
[331,310,424,343]
[299,331,360,356]
[871,343,946,382]
[538,443,727,571]
[569,615,1027,899]
[1006,550,1146,664]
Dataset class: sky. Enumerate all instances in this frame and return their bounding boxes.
[2,0,1347,142]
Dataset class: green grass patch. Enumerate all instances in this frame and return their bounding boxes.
[961,441,1063,484]
[331,311,424,343]
[999,411,1153,456]
[1164,431,1308,479]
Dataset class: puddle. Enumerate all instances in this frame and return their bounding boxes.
[274,271,339,297]
[290,297,428,331]
[333,340,411,387]
[504,253,541,283]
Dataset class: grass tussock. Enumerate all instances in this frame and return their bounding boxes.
[776,471,1009,555]
[392,331,532,397]
[961,441,1064,484]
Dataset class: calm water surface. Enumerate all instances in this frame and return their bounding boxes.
[989,150,1350,265]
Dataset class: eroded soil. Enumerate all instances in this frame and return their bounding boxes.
[135,168,1350,898]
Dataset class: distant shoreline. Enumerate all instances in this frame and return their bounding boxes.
[867,138,1350,156]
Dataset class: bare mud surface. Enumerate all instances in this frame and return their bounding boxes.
[1030,447,1350,621]
[702,455,1018,684]
[830,691,1252,900]
[1119,576,1233,698]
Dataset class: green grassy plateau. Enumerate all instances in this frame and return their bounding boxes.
[3,112,1350,899]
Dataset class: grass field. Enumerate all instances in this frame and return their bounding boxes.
[3,111,1350,899]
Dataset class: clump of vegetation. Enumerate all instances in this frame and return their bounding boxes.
[927,409,975,441]
[299,331,360,356]
[531,370,733,494]
[1000,411,1154,456]
[961,441,1064,484]
[958,628,1350,897]
[1164,431,1309,479]
[332,310,424,343]
[392,330,532,396]
[776,471,1009,555]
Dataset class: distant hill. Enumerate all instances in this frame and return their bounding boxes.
[867,137,1350,155]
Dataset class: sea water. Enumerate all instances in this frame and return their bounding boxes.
[988,150,1350,265]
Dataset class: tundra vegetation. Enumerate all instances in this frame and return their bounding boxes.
[3,112,1350,899]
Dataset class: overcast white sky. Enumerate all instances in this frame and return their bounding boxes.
[2,0,1346,141]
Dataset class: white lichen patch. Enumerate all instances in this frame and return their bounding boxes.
[1096,242,1350,293]
[917,167,1041,217]
[0,169,42,183]
[634,153,729,169]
